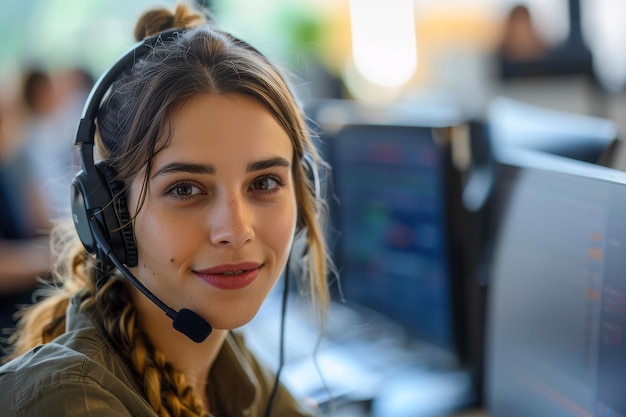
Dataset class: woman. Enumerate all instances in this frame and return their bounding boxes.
[0,3,331,417]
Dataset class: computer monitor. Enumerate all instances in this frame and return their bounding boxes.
[487,97,620,166]
[485,147,626,416]
[329,122,467,358]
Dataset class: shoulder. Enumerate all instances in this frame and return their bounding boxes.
[0,332,151,416]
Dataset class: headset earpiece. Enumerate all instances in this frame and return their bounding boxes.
[71,161,138,267]
[98,162,138,266]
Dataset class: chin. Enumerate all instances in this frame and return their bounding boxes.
[211,310,259,330]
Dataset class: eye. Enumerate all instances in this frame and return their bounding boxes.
[250,175,282,193]
[166,182,203,200]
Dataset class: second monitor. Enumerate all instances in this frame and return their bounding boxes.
[328,121,470,363]
[485,147,626,417]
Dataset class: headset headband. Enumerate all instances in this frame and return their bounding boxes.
[74,28,185,181]
[76,28,184,148]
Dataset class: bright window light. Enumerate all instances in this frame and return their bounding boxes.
[349,0,417,88]
[584,0,626,92]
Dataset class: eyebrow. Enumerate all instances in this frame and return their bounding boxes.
[151,157,291,179]
[246,157,291,173]
[152,162,215,179]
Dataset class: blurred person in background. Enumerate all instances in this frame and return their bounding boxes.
[0,92,52,357]
[21,66,84,221]
[498,4,548,62]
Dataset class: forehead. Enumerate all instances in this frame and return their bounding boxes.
[158,93,294,164]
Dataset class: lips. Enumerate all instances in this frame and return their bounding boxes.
[194,262,262,290]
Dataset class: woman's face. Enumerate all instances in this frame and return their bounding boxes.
[128,93,297,331]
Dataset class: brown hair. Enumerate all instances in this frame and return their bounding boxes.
[7,3,332,416]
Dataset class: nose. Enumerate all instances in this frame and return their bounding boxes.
[209,193,255,248]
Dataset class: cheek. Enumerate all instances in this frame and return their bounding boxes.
[263,202,298,254]
[133,211,192,270]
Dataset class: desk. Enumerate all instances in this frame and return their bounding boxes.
[326,403,485,417]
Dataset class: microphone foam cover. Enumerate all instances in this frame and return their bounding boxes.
[172,308,213,343]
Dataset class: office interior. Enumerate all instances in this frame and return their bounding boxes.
[3,0,626,416]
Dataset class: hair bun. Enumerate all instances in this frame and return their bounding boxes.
[134,3,204,41]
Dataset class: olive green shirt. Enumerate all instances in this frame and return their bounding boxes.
[0,297,318,417]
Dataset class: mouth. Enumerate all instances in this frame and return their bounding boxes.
[194,262,263,290]
[221,270,245,276]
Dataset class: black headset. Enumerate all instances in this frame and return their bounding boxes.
[70,27,320,345]
[71,29,185,268]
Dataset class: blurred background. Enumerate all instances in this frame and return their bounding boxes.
[3,0,626,117]
[3,0,626,416]
[3,0,626,146]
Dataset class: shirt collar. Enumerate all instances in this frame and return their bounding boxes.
[207,332,259,416]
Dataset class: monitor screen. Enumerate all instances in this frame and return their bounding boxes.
[485,148,626,417]
[487,97,620,166]
[330,123,459,353]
